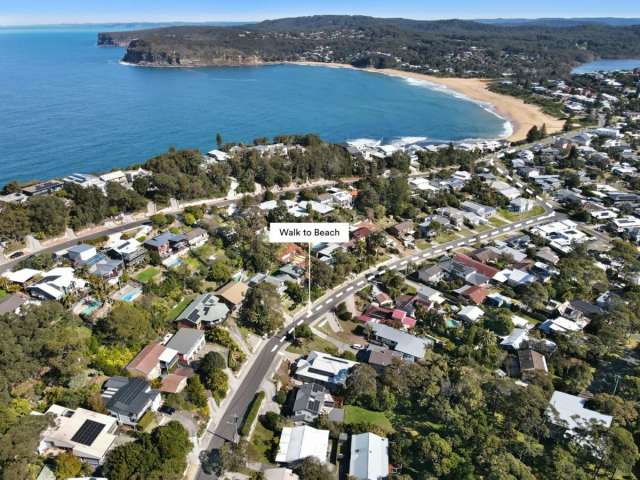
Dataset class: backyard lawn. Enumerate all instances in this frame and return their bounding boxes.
[167,295,196,322]
[344,405,393,433]
[135,267,161,284]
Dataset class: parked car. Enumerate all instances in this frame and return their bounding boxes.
[159,405,176,415]
[351,343,366,350]
[9,251,24,259]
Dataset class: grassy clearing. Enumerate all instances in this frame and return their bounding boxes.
[0,289,7,299]
[498,205,545,222]
[135,267,161,284]
[344,405,393,432]
[489,217,509,227]
[433,231,458,244]
[286,335,340,356]
[247,421,275,463]
[167,295,196,322]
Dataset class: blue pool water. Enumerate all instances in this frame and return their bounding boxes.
[0,26,507,187]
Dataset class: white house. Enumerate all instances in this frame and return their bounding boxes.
[275,426,330,464]
[27,267,87,301]
[349,433,389,480]
[547,391,613,437]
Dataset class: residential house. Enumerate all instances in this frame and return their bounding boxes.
[101,377,161,426]
[107,238,146,267]
[176,294,230,328]
[215,282,249,310]
[517,349,548,378]
[37,404,118,466]
[27,267,87,301]
[540,316,586,335]
[363,347,402,373]
[183,228,209,248]
[417,264,445,285]
[295,351,358,390]
[388,221,414,239]
[165,328,206,364]
[125,342,179,380]
[144,232,188,258]
[461,200,496,218]
[500,328,529,350]
[510,198,535,213]
[292,383,336,423]
[358,305,417,330]
[278,263,306,284]
[22,180,63,197]
[455,284,488,305]
[367,323,433,362]
[459,305,485,323]
[275,425,330,464]
[547,391,613,437]
[349,433,389,480]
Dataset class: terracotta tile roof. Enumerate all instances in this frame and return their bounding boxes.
[461,285,488,305]
[454,254,499,279]
[160,373,188,394]
[126,342,165,377]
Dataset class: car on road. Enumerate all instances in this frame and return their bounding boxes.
[8,251,24,259]
[351,343,366,350]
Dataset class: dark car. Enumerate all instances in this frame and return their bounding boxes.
[9,251,24,259]
[159,405,176,415]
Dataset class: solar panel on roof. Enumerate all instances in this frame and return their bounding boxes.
[71,419,105,446]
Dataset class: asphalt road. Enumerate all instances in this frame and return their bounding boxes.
[195,202,557,479]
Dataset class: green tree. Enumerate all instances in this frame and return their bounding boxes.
[293,457,333,480]
[97,302,155,347]
[55,452,83,479]
[185,376,208,409]
[239,283,284,335]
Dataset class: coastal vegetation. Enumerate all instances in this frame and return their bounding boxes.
[99,16,640,77]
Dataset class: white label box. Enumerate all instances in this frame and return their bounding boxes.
[268,222,350,243]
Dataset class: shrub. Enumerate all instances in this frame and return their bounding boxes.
[240,391,265,437]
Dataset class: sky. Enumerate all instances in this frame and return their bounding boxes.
[1,0,640,26]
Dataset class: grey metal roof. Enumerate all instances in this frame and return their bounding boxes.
[165,327,205,354]
[370,323,432,359]
[176,294,229,326]
[104,376,158,417]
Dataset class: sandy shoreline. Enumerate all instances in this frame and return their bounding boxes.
[289,61,564,142]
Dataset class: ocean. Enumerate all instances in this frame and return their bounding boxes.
[572,58,640,74]
[0,26,507,187]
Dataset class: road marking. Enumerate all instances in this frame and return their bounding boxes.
[500,227,510,233]
[324,299,333,305]
[306,311,313,318]
[433,248,443,253]
[421,252,430,258]
[497,168,504,174]
[515,181,523,188]
[536,195,543,201]
[387,265,397,271]
[366,275,375,281]
[346,286,354,292]
[525,188,534,195]
[297,320,304,326]
[279,337,285,343]
[399,260,407,266]
[479,234,488,239]
[514,222,523,228]
[357,280,365,286]
[545,202,553,208]
[271,345,278,352]
[525,219,534,225]
[288,328,294,334]
[445,245,453,250]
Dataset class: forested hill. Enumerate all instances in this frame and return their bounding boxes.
[98,15,640,77]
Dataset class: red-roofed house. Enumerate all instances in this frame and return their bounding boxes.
[454,254,499,279]
[358,305,416,329]
[458,285,488,305]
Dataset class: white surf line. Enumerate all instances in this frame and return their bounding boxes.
[271,345,279,352]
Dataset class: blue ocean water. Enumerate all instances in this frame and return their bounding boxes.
[0,27,507,187]
[572,58,640,74]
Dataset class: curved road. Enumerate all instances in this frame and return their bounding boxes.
[196,202,557,479]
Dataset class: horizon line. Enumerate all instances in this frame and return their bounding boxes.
[2,15,640,28]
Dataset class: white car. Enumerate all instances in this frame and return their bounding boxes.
[351,343,366,350]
